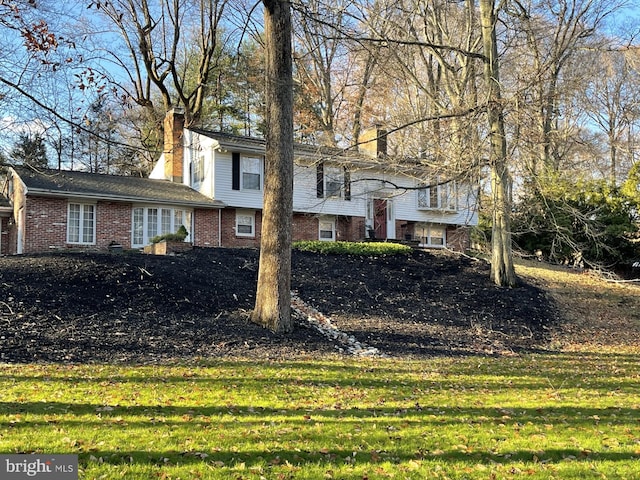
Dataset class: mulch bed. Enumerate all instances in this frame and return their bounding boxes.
[0,248,559,363]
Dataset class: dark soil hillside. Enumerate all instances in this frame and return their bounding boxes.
[0,248,558,363]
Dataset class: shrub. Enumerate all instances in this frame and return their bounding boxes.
[512,175,639,265]
[150,225,189,244]
[292,240,411,255]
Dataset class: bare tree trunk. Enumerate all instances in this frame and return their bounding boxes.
[251,0,294,333]
[479,0,517,287]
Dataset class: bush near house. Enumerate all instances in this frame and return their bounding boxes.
[292,240,412,255]
[150,225,189,244]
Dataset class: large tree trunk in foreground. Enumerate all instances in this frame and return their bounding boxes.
[479,0,517,287]
[251,0,294,332]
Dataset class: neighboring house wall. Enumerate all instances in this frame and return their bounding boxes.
[0,217,8,254]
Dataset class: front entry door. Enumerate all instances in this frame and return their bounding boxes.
[374,199,387,239]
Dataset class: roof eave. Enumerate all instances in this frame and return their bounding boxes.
[214,140,265,156]
[26,189,226,209]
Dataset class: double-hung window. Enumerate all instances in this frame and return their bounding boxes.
[67,203,95,244]
[319,217,336,241]
[242,157,262,190]
[232,154,263,191]
[325,167,343,198]
[193,154,205,184]
[417,180,457,211]
[132,207,191,247]
[316,163,351,200]
[236,210,255,237]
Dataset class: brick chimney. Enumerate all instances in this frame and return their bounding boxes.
[163,108,185,182]
[358,125,387,158]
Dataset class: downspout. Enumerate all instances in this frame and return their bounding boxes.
[212,142,224,248]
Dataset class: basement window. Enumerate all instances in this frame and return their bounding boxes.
[236,210,255,237]
[319,217,336,241]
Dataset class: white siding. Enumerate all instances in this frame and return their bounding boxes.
[166,130,478,229]
[292,163,367,217]
[213,151,264,209]
[149,156,165,180]
[186,133,217,198]
[355,169,479,227]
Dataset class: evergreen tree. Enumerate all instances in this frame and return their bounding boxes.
[10,133,48,168]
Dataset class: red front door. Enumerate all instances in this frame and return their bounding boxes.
[374,199,387,239]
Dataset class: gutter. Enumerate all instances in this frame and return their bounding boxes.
[26,188,226,209]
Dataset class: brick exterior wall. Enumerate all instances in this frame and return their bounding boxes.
[290,214,366,243]
[23,196,69,253]
[219,209,368,247]
[337,215,366,241]
[396,220,414,240]
[292,214,319,241]
[96,201,136,249]
[15,195,221,253]
[8,194,470,253]
[394,219,470,252]
[220,207,263,248]
[446,225,471,252]
[20,197,134,253]
[193,208,219,247]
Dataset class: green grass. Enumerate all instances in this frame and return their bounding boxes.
[293,240,412,255]
[2,354,639,479]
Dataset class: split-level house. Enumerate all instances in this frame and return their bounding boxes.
[0,109,478,255]
[149,109,478,250]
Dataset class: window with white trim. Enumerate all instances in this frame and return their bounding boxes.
[67,203,95,244]
[236,210,255,237]
[132,207,192,247]
[193,154,205,184]
[417,180,457,211]
[242,157,262,190]
[325,166,343,198]
[416,223,446,247]
[319,217,336,241]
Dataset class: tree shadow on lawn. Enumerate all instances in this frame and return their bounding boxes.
[3,400,638,469]
[71,448,637,471]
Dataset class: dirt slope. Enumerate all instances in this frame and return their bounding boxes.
[0,248,560,363]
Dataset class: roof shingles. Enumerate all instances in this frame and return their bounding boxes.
[13,166,223,208]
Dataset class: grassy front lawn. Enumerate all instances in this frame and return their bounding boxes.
[1,354,639,479]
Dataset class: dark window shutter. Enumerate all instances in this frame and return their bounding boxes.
[344,167,351,201]
[316,162,324,198]
[232,152,240,190]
